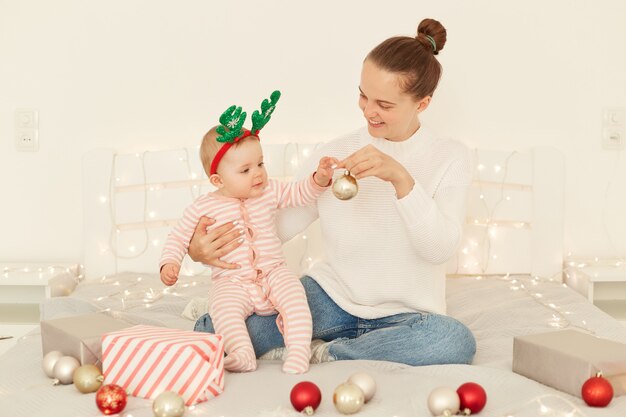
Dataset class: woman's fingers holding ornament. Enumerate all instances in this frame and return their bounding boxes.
[346,159,376,179]
[341,145,398,181]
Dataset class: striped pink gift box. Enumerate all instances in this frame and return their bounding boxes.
[102,325,224,405]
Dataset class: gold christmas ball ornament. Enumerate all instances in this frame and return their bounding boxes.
[73,364,104,393]
[152,391,186,417]
[332,170,358,200]
[333,382,365,414]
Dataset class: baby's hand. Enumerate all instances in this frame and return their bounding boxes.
[314,156,339,187]
[160,263,180,286]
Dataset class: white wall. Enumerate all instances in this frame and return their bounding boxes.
[1,0,625,264]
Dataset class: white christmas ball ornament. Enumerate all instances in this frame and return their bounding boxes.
[347,372,376,402]
[427,386,460,416]
[152,391,186,417]
[42,350,64,378]
[53,356,81,385]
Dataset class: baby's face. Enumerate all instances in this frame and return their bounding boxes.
[215,138,268,199]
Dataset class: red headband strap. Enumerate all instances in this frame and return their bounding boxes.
[209,129,259,175]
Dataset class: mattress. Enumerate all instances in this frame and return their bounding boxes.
[1,273,625,416]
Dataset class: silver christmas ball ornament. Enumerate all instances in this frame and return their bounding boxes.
[427,386,460,416]
[152,391,186,417]
[347,372,376,402]
[52,355,81,385]
[332,170,358,200]
[333,382,364,414]
[42,350,64,378]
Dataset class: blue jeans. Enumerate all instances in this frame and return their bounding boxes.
[194,276,476,366]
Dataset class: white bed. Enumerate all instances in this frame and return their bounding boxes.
[2,144,626,417]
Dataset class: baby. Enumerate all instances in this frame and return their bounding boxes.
[159,91,336,374]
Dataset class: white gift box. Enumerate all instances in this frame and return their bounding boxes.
[513,329,626,397]
[41,313,132,365]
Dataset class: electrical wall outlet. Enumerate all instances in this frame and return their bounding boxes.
[14,109,39,152]
[603,108,625,151]
[16,129,39,151]
[604,108,626,126]
[603,127,624,150]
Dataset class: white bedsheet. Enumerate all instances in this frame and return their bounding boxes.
[1,273,625,416]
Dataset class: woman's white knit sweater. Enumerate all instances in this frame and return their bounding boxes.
[277,126,471,319]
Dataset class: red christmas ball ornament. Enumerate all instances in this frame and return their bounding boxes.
[95,384,127,415]
[582,372,613,407]
[290,381,322,415]
[457,382,487,414]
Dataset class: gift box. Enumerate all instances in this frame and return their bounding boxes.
[102,325,224,405]
[513,329,626,397]
[41,312,133,365]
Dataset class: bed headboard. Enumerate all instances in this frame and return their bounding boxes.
[448,147,565,279]
[82,144,564,280]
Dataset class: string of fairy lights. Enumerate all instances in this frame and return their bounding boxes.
[1,264,82,279]
[473,150,519,274]
[449,149,536,276]
[107,148,201,262]
[499,393,588,417]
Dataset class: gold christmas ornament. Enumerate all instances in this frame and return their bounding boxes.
[332,382,364,414]
[332,170,358,200]
[152,390,186,417]
[73,364,104,393]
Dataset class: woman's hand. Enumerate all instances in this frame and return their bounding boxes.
[188,216,243,269]
[339,144,415,198]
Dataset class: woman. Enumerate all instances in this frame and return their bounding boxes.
[189,18,475,366]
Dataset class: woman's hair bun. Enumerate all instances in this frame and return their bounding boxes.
[416,18,447,55]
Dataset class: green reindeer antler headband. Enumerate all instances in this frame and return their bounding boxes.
[210,90,281,175]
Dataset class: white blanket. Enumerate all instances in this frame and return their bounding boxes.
[1,273,625,416]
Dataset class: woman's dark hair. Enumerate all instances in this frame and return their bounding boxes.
[366,18,447,100]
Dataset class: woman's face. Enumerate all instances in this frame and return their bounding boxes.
[358,59,429,142]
